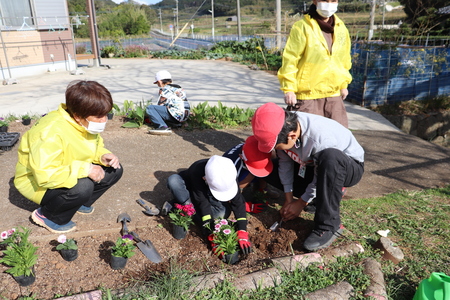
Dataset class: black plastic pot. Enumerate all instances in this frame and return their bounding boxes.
[60,248,78,261]
[172,224,187,240]
[22,118,31,125]
[0,126,7,132]
[107,113,114,120]
[13,268,36,286]
[110,255,128,270]
[222,251,239,265]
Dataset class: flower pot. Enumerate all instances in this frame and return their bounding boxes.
[60,248,78,262]
[13,268,36,286]
[172,224,187,240]
[0,126,8,132]
[110,255,128,270]
[107,113,114,120]
[222,251,239,265]
[22,118,31,125]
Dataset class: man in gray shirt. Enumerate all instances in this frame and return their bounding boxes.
[251,102,364,251]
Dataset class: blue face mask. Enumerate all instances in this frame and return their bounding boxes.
[84,119,106,134]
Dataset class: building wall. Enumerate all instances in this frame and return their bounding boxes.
[0,0,74,80]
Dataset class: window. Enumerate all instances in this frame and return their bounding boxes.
[0,0,34,28]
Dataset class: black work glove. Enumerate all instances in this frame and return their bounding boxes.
[201,219,213,237]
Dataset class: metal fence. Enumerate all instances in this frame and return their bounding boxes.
[348,43,450,107]
[76,35,450,107]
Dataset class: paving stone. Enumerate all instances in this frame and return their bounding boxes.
[363,258,388,300]
[272,253,323,272]
[233,267,281,291]
[304,281,354,300]
[56,290,102,300]
[374,237,404,264]
[189,272,225,292]
[322,243,365,264]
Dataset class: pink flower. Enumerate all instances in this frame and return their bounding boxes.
[223,229,232,235]
[1,231,7,240]
[220,219,228,225]
[7,228,15,236]
[57,234,67,244]
[215,224,221,230]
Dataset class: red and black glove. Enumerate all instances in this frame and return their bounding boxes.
[245,201,266,214]
[207,234,224,259]
[237,230,252,255]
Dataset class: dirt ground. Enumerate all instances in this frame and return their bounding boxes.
[1,116,449,300]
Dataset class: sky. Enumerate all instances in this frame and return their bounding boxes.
[111,0,162,5]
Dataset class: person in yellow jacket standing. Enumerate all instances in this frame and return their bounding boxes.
[278,0,352,128]
[14,80,123,233]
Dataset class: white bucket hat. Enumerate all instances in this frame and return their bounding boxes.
[204,155,238,202]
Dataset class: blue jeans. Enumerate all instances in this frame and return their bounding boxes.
[146,105,177,128]
[166,174,231,221]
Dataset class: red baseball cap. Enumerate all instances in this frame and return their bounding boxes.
[241,135,273,177]
[251,103,285,153]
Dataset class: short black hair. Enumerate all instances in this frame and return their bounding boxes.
[276,111,298,145]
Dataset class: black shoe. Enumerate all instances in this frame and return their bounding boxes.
[303,227,344,252]
[303,198,316,214]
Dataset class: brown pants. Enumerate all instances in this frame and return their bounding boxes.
[288,97,348,128]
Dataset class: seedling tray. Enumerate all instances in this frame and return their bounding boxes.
[0,132,20,151]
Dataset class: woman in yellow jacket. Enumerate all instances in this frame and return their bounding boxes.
[278,0,352,128]
[14,80,123,233]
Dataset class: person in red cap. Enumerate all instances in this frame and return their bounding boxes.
[251,102,364,251]
[165,155,252,257]
[222,135,282,213]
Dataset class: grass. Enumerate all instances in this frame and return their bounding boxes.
[101,186,450,300]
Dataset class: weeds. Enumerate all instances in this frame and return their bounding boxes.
[98,186,449,300]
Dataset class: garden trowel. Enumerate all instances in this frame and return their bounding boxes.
[129,231,162,263]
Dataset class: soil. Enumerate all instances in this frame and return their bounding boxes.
[2,115,449,300]
[0,119,320,300]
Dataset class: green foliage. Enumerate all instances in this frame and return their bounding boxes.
[187,101,254,130]
[211,219,239,255]
[111,236,136,258]
[118,99,152,128]
[55,235,78,251]
[123,45,149,58]
[168,203,196,231]
[0,227,38,277]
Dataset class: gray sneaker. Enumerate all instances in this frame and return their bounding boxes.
[148,126,172,135]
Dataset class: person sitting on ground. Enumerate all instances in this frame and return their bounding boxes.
[165,155,252,257]
[251,102,364,251]
[146,70,190,136]
[222,135,282,213]
[14,80,123,233]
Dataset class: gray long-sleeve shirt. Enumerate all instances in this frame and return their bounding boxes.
[277,112,364,203]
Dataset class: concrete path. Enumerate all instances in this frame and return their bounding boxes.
[0,58,399,132]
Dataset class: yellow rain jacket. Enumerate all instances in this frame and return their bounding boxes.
[14,104,111,204]
[278,14,352,100]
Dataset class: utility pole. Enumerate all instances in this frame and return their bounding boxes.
[86,0,100,67]
[211,0,215,41]
[159,8,163,32]
[237,0,241,41]
[175,0,179,36]
[276,0,281,49]
[368,0,376,40]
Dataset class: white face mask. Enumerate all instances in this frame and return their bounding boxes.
[316,2,338,18]
[84,119,106,134]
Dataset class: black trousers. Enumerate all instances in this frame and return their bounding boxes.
[40,165,123,224]
[314,148,364,232]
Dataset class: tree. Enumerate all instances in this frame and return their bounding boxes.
[398,0,450,36]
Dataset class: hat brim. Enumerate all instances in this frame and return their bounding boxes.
[209,184,239,202]
[246,159,273,177]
